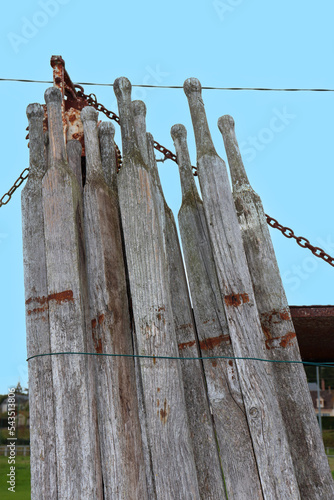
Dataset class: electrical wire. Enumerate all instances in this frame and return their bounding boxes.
[0,78,333,92]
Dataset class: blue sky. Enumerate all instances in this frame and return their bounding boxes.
[0,0,333,393]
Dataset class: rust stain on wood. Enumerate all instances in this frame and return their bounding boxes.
[279,310,291,321]
[91,322,103,354]
[98,314,105,325]
[179,323,192,329]
[203,318,215,324]
[47,290,74,304]
[179,334,231,351]
[260,308,293,342]
[261,324,272,340]
[265,332,297,350]
[280,332,296,348]
[224,293,249,307]
[94,338,102,354]
[26,289,74,305]
[199,334,231,350]
[178,340,196,350]
[27,304,48,316]
[159,399,170,425]
[156,306,166,323]
[26,290,74,314]
[153,356,156,365]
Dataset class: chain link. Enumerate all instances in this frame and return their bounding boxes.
[0,168,30,207]
[265,214,334,267]
[74,85,120,124]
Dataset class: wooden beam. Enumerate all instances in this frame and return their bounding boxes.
[114,77,200,500]
[218,114,334,499]
[66,140,82,189]
[42,87,103,499]
[81,106,148,499]
[171,122,263,499]
[184,78,300,499]
[22,103,57,500]
[132,100,226,499]
[98,121,117,189]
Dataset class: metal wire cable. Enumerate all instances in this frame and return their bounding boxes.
[0,78,333,91]
[26,351,334,368]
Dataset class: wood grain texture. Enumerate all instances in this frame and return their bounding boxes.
[219,114,334,499]
[114,77,200,500]
[132,100,225,499]
[99,116,156,499]
[171,123,263,500]
[22,103,57,500]
[98,121,117,189]
[81,106,148,500]
[66,140,82,189]
[184,78,301,500]
[42,87,103,500]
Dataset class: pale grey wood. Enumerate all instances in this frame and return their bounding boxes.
[184,78,301,500]
[99,114,156,499]
[171,123,263,500]
[218,114,334,499]
[133,101,226,499]
[98,121,117,189]
[67,139,82,189]
[81,106,148,500]
[131,102,161,499]
[42,87,103,500]
[114,77,200,500]
[22,103,57,500]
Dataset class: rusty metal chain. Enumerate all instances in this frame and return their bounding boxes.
[74,85,120,124]
[265,214,334,267]
[0,168,29,207]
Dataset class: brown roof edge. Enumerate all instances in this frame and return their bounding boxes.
[289,305,334,362]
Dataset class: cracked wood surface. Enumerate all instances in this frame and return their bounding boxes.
[114,77,200,500]
[132,100,225,499]
[22,103,57,500]
[171,123,263,500]
[219,114,334,500]
[184,77,301,500]
[41,88,103,500]
[81,106,148,500]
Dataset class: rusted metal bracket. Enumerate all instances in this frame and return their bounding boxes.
[26,55,99,156]
[50,55,89,155]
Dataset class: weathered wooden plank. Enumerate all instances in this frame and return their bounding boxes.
[184,78,301,499]
[132,100,226,499]
[66,139,82,189]
[218,114,334,499]
[22,103,57,500]
[98,121,117,189]
[99,117,156,499]
[171,123,263,500]
[81,106,148,500]
[42,87,103,500]
[114,77,200,500]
